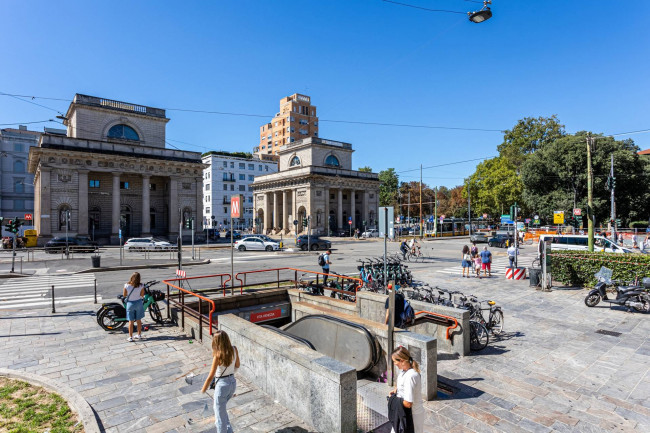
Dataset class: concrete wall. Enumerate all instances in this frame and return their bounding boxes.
[218,314,358,433]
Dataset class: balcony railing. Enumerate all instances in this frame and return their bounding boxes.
[73,94,166,118]
[223,175,235,182]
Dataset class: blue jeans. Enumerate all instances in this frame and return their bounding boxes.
[213,375,236,433]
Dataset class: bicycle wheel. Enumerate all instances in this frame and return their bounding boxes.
[490,309,504,335]
[469,320,489,351]
[98,310,126,331]
[149,302,163,323]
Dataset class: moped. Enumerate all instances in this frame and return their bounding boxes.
[96,280,165,330]
[584,267,650,312]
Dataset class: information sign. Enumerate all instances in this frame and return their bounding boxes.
[573,208,582,216]
[230,195,242,218]
[553,211,565,224]
[24,213,32,221]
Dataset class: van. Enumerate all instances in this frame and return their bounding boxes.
[538,234,633,253]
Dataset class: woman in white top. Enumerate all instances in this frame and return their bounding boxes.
[389,346,423,433]
[202,330,240,433]
[123,272,145,342]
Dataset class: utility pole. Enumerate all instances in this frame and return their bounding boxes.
[587,134,594,252]
[419,164,423,239]
[434,187,438,238]
[610,153,616,243]
[467,182,471,237]
[407,191,410,231]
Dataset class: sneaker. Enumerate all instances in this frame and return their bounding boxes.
[134,334,141,340]
[126,336,134,342]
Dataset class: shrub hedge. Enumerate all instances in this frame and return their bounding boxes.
[629,221,649,229]
[548,250,650,287]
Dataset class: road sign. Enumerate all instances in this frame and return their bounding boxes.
[553,211,565,224]
[525,218,531,223]
[24,213,32,221]
[176,269,186,278]
[293,219,298,226]
[501,213,511,220]
[348,219,352,225]
[119,229,122,239]
[573,208,582,216]
[396,216,401,223]
[230,195,242,218]
[428,216,434,223]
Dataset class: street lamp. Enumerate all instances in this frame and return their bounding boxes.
[468,1,492,23]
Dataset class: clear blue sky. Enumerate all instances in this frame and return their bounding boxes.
[1,0,648,188]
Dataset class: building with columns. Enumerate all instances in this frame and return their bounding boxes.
[252,137,379,235]
[28,94,205,245]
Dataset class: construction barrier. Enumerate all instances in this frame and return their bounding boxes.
[505,267,526,280]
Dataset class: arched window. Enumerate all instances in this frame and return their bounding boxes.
[13,160,25,173]
[325,155,340,167]
[290,156,301,167]
[107,124,140,141]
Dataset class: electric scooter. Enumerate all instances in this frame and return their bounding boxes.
[96,280,165,330]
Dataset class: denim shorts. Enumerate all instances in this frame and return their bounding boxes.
[126,299,145,321]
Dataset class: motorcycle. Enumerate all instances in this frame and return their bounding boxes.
[96,280,165,330]
[584,267,650,312]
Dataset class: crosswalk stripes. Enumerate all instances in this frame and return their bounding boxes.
[436,256,536,276]
[0,273,101,309]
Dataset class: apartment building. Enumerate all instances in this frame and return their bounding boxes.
[202,152,278,230]
[254,93,319,157]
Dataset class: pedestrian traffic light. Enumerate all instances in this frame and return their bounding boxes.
[302,217,308,226]
[185,217,193,230]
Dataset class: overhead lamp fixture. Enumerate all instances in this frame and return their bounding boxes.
[468,0,492,23]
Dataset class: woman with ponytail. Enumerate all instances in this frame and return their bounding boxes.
[388,346,423,433]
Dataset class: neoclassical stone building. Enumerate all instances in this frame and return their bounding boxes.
[28,94,205,245]
[252,137,379,235]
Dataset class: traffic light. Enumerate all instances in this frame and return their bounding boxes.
[363,220,367,227]
[302,217,308,227]
[185,217,194,230]
[4,219,13,233]
[12,218,22,234]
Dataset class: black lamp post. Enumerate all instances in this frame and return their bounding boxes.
[468,1,492,23]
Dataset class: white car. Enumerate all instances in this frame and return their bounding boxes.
[362,229,379,238]
[153,239,176,250]
[234,237,280,252]
[124,238,156,251]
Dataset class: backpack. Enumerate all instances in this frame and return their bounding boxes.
[318,254,326,266]
[400,298,416,327]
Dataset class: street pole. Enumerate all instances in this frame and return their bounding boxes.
[407,192,410,232]
[191,218,195,260]
[65,210,69,259]
[514,202,518,268]
[434,187,437,238]
[467,182,471,237]
[230,213,234,295]
[11,232,16,273]
[610,153,616,243]
[419,164,423,239]
[587,134,594,252]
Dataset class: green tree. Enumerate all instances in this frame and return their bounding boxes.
[465,157,523,217]
[358,166,373,172]
[498,115,566,168]
[378,168,399,207]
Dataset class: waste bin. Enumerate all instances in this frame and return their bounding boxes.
[91,255,101,268]
[529,267,542,287]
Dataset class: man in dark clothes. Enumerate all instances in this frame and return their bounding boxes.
[384,284,405,328]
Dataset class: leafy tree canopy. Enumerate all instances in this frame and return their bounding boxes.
[497,115,565,168]
[358,166,373,172]
[465,156,523,218]
[202,150,253,159]
[378,168,399,207]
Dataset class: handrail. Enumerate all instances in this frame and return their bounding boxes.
[414,310,459,340]
[162,273,231,337]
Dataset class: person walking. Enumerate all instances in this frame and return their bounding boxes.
[123,272,145,342]
[479,246,492,278]
[461,245,472,278]
[470,241,478,258]
[202,330,240,433]
[507,243,519,268]
[321,249,331,284]
[384,284,405,328]
[388,346,423,433]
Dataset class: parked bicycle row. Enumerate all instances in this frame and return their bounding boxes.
[357,254,413,290]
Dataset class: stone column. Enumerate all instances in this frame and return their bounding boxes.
[273,191,280,231]
[111,173,121,239]
[141,175,151,235]
[38,168,52,237]
[282,189,288,233]
[350,189,356,230]
[363,190,369,228]
[169,177,179,236]
[77,170,89,236]
[264,192,272,233]
[337,188,343,230]
[323,187,329,235]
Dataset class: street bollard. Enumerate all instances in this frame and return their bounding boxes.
[94,279,97,304]
[51,285,56,313]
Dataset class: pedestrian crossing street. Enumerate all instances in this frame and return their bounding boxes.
[436,256,536,277]
[0,273,100,309]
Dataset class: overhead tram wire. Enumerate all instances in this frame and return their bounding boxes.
[381,0,467,15]
[0,119,55,126]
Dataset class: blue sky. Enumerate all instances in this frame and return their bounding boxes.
[1,0,648,188]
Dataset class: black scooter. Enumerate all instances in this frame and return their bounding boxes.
[584,267,650,312]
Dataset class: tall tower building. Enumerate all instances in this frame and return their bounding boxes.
[254,93,318,157]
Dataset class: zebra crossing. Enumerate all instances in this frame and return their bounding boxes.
[436,256,536,276]
[0,273,100,309]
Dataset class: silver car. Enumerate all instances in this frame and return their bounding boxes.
[470,233,489,243]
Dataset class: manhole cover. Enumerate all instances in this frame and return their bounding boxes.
[596,329,622,337]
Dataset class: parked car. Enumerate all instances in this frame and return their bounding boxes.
[223,230,242,240]
[124,238,156,251]
[153,239,176,250]
[487,234,511,248]
[362,229,379,238]
[470,233,489,243]
[242,234,277,243]
[234,237,279,252]
[295,235,331,251]
[45,236,98,253]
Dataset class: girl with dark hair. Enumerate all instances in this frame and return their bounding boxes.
[202,330,240,433]
[123,272,144,342]
[388,346,423,433]
[461,245,472,278]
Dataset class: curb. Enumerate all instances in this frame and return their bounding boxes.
[0,368,101,433]
[75,258,212,274]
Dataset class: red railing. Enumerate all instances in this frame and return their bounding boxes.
[162,273,231,338]
[414,310,459,340]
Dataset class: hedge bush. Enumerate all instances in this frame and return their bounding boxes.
[629,221,649,229]
[548,250,650,287]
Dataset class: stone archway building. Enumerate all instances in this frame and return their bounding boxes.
[28,94,205,245]
[252,137,379,235]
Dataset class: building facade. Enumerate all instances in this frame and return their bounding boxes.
[28,94,205,244]
[252,137,379,236]
[202,152,278,230]
[254,93,318,157]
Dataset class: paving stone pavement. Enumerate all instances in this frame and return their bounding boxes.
[0,304,312,433]
[412,266,650,432]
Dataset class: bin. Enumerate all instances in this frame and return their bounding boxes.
[24,229,38,248]
[529,267,542,287]
[91,255,101,268]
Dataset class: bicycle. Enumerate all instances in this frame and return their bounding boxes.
[473,300,504,335]
[96,280,164,331]
[469,320,489,351]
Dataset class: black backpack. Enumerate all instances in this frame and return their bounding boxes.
[318,254,326,266]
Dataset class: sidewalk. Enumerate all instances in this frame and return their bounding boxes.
[0,302,311,433]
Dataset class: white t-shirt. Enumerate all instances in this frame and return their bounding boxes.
[396,368,423,415]
[215,348,239,378]
[124,284,143,302]
[408,239,415,249]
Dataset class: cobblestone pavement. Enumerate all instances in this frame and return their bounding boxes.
[0,303,311,433]
[413,267,650,433]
